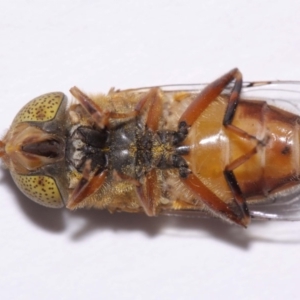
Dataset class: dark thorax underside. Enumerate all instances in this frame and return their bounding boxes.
[66,118,190,180]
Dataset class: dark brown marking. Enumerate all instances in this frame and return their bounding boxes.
[281,146,291,155]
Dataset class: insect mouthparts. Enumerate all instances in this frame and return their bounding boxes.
[22,138,62,159]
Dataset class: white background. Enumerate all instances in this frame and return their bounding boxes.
[1,1,300,299]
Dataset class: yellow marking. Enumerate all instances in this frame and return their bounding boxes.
[13,92,64,123]
[11,173,64,208]
[173,92,191,102]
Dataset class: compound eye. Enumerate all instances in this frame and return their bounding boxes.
[12,92,65,124]
[11,172,64,208]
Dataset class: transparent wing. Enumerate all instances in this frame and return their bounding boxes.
[122,80,300,114]
[248,185,300,221]
[240,80,300,114]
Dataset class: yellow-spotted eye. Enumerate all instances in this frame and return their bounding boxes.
[12,92,65,124]
[11,172,64,208]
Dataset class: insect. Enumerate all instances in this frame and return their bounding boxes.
[1,68,300,227]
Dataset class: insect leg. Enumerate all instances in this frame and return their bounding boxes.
[221,71,260,223]
[179,68,241,126]
[222,71,259,140]
[67,160,108,209]
[70,87,110,128]
[136,169,159,216]
[179,68,256,140]
[180,172,248,227]
[112,169,159,216]
[70,87,161,129]
[70,86,140,128]
[222,147,258,224]
[70,86,162,213]
[135,88,162,215]
[178,69,252,226]
[145,89,163,131]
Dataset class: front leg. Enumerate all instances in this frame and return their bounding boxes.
[70,86,163,215]
[67,160,108,209]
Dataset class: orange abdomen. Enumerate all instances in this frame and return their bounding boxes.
[184,96,300,204]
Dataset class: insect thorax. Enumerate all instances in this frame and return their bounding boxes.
[66,117,190,180]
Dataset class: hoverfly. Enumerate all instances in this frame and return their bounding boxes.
[1,68,300,227]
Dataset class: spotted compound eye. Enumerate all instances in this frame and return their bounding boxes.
[12,92,65,124]
[1,92,68,208]
[11,173,64,208]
